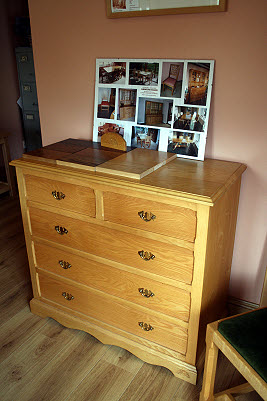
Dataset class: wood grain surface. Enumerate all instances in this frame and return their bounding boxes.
[0,196,261,401]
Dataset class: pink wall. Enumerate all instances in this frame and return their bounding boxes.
[28,0,267,303]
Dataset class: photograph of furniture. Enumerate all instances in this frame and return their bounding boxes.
[106,0,227,18]
[129,62,159,86]
[200,308,267,400]
[167,132,200,157]
[97,88,116,119]
[174,106,206,132]
[97,122,124,141]
[11,138,246,384]
[99,62,126,84]
[131,126,159,150]
[161,63,181,97]
[118,89,137,121]
[145,101,163,126]
[112,0,126,10]
[137,98,173,128]
[185,63,210,106]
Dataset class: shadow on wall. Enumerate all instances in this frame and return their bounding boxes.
[229,166,267,303]
[257,234,267,301]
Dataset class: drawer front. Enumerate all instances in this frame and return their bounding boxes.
[103,192,196,242]
[35,242,191,321]
[25,175,96,217]
[30,208,194,284]
[38,272,188,354]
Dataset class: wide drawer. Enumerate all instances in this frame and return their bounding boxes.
[38,272,188,354]
[29,208,194,284]
[34,242,191,321]
[103,192,196,242]
[25,175,96,217]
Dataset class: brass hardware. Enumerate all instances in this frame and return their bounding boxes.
[62,292,74,301]
[139,288,155,298]
[138,322,154,331]
[138,250,155,261]
[55,226,68,235]
[52,190,65,200]
[138,211,156,222]
[59,260,72,269]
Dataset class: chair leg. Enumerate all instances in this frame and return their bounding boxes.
[199,323,219,401]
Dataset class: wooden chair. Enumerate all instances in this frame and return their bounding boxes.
[162,64,180,96]
[0,132,16,197]
[199,308,267,401]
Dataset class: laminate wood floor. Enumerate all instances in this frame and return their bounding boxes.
[0,195,263,401]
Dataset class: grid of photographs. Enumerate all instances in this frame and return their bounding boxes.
[93,58,214,160]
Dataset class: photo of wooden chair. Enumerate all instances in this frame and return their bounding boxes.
[100,94,110,112]
[162,64,180,96]
[200,308,267,401]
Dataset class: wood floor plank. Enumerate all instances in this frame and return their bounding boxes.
[68,346,144,401]
[0,230,25,259]
[0,205,22,228]
[0,319,79,401]
[0,251,30,295]
[171,377,201,401]
[118,363,182,401]
[0,214,24,238]
[0,306,47,364]
[13,330,111,401]
[0,198,19,220]
[0,281,32,327]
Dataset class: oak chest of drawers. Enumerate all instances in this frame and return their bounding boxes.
[11,139,246,384]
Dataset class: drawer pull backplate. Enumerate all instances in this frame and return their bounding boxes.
[55,226,68,235]
[139,288,155,298]
[139,322,154,331]
[62,292,74,301]
[52,190,65,200]
[59,260,72,269]
[138,250,155,261]
[138,211,156,222]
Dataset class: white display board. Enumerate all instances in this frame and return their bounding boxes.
[93,58,214,161]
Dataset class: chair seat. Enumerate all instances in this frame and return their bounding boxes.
[163,77,176,86]
[218,308,267,382]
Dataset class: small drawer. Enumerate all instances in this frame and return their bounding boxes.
[35,242,191,321]
[25,175,96,217]
[30,208,194,284]
[38,272,188,355]
[103,192,196,242]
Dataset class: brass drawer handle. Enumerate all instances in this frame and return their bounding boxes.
[139,322,154,331]
[62,292,74,301]
[59,260,72,269]
[138,211,156,222]
[138,250,155,261]
[55,226,68,235]
[52,190,65,200]
[139,288,155,298]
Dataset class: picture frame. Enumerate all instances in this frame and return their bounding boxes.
[93,58,214,161]
[106,0,227,19]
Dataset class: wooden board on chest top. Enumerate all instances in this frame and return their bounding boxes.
[22,139,176,179]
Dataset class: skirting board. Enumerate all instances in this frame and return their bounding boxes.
[227,296,259,316]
